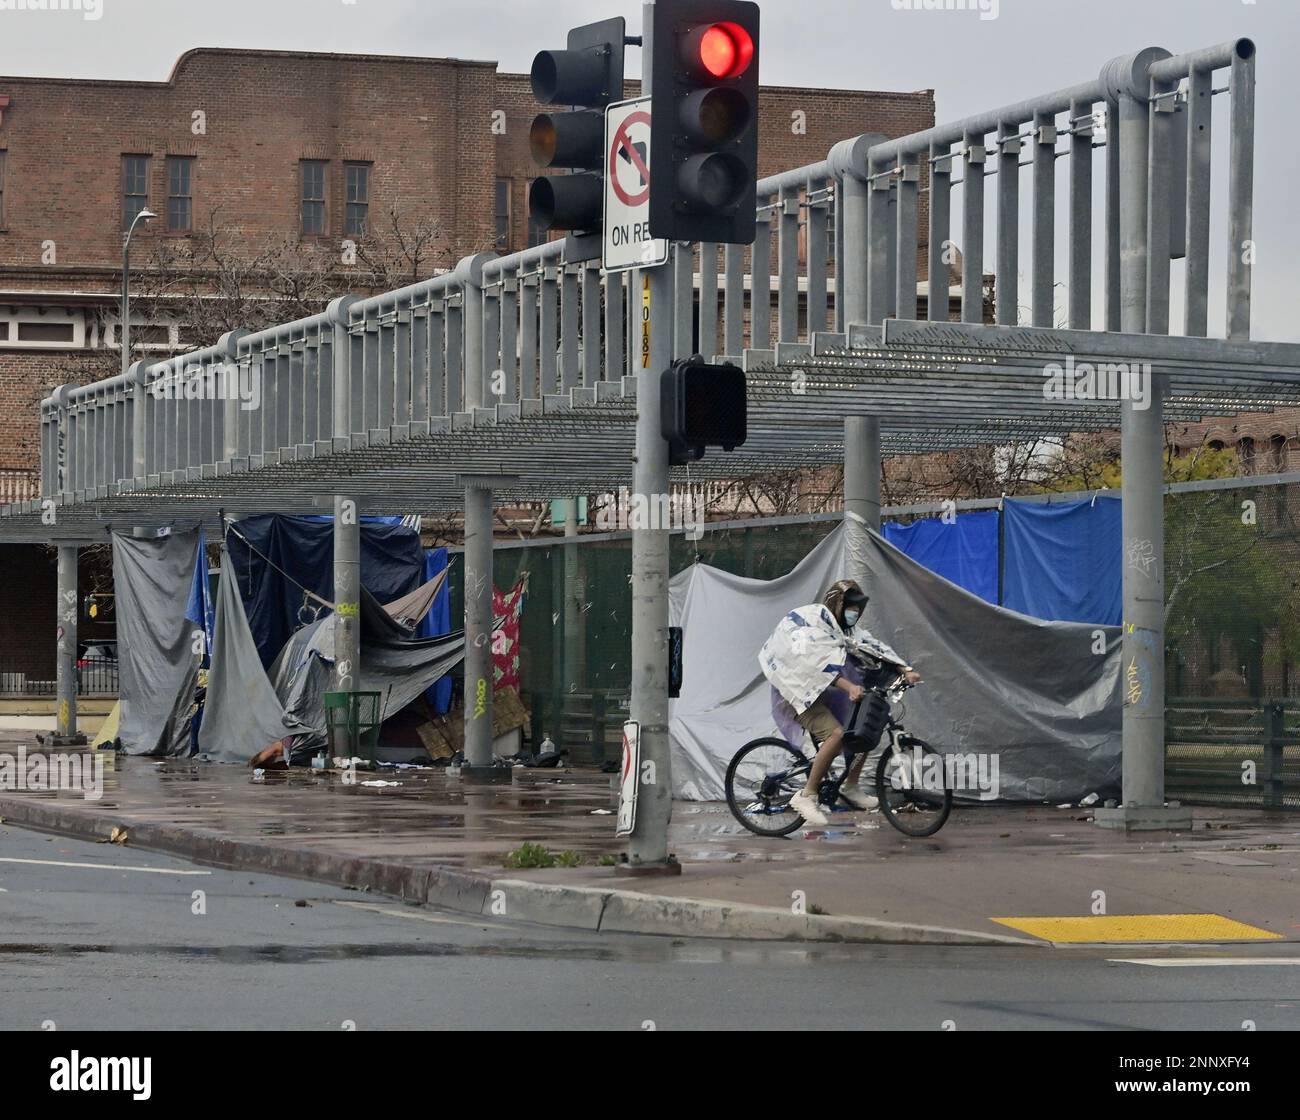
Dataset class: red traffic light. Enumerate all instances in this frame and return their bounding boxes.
[696,22,754,80]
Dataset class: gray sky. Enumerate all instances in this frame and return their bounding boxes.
[1,0,1294,340]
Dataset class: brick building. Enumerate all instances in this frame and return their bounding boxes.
[0,46,936,677]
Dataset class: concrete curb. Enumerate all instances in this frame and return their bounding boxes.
[0,795,1035,947]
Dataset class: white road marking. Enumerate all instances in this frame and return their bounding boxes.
[0,857,210,876]
[334,900,506,930]
[1110,957,1300,967]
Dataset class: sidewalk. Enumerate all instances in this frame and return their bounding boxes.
[2,732,1297,946]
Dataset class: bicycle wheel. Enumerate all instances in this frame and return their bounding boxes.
[874,736,953,837]
[725,737,811,837]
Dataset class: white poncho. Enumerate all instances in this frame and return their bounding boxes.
[758,603,908,715]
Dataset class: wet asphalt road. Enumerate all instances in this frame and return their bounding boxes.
[1,825,1298,1031]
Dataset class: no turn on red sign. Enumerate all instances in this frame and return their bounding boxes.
[603,97,669,273]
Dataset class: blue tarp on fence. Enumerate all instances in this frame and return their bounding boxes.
[419,547,453,714]
[882,509,1000,604]
[1001,497,1122,625]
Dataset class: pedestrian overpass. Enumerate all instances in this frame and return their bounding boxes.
[5,35,1299,863]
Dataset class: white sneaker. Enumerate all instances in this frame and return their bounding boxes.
[790,789,829,826]
[839,785,879,811]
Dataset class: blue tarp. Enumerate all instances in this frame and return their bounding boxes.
[418,547,453,714]
[1001,497,1122,625]
[227,515,424,668]
[184,527,215,663]
[882,509,1000,604]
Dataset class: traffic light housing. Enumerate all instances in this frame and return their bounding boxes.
[661,355,747,465]
[528,17,627,262]
[649,0,760,245]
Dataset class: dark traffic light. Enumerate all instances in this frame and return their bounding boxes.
[528,17,626,261]
[661,356,747,465]
[649,0,760,245]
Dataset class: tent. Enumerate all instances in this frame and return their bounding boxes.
[668,523,1122,803]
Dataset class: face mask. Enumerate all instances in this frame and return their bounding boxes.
[844,609,861,627]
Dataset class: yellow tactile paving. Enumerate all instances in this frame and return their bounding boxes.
[991,914,1283,943]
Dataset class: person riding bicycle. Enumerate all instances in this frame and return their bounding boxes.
[757,578,921,826]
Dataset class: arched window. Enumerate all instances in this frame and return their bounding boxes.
[1271,434,1288,473]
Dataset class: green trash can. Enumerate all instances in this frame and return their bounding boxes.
[323,691,383,764]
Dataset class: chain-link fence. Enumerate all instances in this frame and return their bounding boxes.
[1164,480,1300,808]
[447,481,1300,804]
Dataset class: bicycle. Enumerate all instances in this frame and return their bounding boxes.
[725,657,953,838]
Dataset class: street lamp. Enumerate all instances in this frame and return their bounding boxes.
[121,208,156,378]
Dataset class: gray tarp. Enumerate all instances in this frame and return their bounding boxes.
[197,557,313,764]
[268,586,466,763]
[668,523,1121,802]
[112,529,202,757]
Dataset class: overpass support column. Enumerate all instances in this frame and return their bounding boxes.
[462,481,500,776]
[844,416,881,595]
[52,544,86,746]
[1095,48,1188,831]
[331,497,361,705]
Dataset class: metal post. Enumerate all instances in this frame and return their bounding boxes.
[805,197,828,336]
[562,265,581,386]
[328,296,355,443]
[563,499,585,696]
[844,416,881,595]
[674,242,694,358]
[841,172,869,327]
[778,185,800,343]
[698,242,719,358]
[1095,48,1186,832]
[463,482,496,772]
[962,131,986,324]
[582,262,601,385]
[130,361,148,479]
[1227,40,1255,341]
[1068,99,1093,330]
[724,242,745,355]
[1184,67,1212,337]
[331,497,361,701]
[626,0,675,873]
[457,253,494,409]
[927,143,951,321]
[996,121,1019,327]
[751,213,771,349]
[53,544,85,746]
[867,159,892,326]
[1032,110,1056,327]
[604,270,625,381]
[1105,100,1122,332]
[895,157,919,321]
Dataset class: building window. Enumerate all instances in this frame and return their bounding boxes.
[166,156,193,232]
[122,155,150,229]
[495,179,512,250]
[1271,435,1288,473]
[0,149,6,227]
[344,162,370,237]
[301,160,327,235]
[527,209,549,249]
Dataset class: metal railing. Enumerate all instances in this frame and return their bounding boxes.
[23,39,1255,510]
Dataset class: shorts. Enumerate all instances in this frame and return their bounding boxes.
[795,700,843,747]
